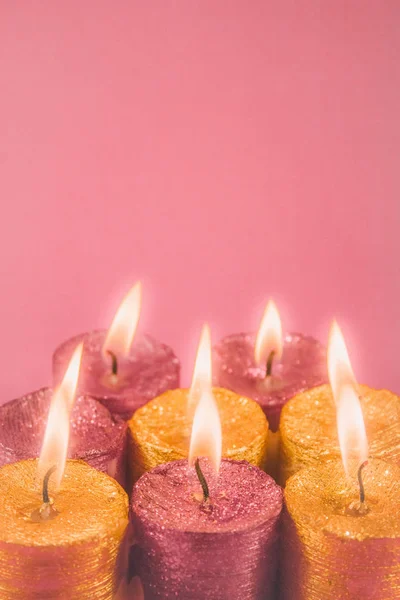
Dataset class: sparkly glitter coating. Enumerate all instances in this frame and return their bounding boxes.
[131,459,282,600]
[282,459,400,599]
[53,330,180,420]
[279,384,400,485]
[127,387,268,482]
[214,332,327,431]
[0,388,128,487]
[0,459,128,599]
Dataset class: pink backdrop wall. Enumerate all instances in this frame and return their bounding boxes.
[0,1,399,401]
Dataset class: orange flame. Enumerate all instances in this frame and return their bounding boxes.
[188,324,212,408]
[327,321,368,475]
[38,343,83,490]
[254,300,283,368]
[189,386,222,474]
[102,282,142,359]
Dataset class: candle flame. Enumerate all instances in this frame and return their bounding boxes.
[189,386,222,474]
[38,343,83,490]
[102,281,142,359]
[188,323,212,408]
[327,321,368,475]
[188,324,221,473]
[254,299,283,368]
[327,320,357,403]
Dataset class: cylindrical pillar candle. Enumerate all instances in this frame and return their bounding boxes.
[53,331,180,420]
[279,384,400,485]
[214,332,327,432]
[128,387,269,482]
[0,459,128,600]
[0,388,128,488]
[282,459,400,600]
[131,458,283,600]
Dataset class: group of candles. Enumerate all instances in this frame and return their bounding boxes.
[0,281,399,600]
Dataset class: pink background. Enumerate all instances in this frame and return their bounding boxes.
[0,1,399,400]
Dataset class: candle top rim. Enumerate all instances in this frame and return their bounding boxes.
[132,458,282,534]
[54,329,179,365]
[216,330,325,349]
[213,331,327,407]
[128,387,268,458]
[285,458,400,540]
[0,459,128,547]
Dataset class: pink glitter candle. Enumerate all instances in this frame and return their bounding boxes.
[130,459,283,600]
[214,302,327,431]
[0,388,127,487]
[53,284,180,420]
[53,331,180,420]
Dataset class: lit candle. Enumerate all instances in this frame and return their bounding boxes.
[130,381,283,599]
[0,345,129,600]
[0,388,127,487]
[279,322,400,485]
[282,332,400,599]
[52,282,180,420]
[128,324,268,482]
[214,300,327,477]
[214,300,327,432]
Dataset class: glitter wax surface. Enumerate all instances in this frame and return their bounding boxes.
[0,459,129,600]
[128,387,268,482]
[282,459,400,599]
[52,330,180,420]
[279,384,400,485]
[0,388,128,488]
[213,332,327,431]
[131,458,283,600]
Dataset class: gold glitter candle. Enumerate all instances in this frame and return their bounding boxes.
[0,343,130,599]
[129,325,269,483]
[279,383,400,485]
[282,322,400,599]
[0,459,129,600]
[282,459,400,600]
[128,386,269,482]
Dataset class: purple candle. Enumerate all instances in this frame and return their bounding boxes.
[130,459,283,600]
[214,301,327,431]
[0,388,127,488]
[52,283,180,420]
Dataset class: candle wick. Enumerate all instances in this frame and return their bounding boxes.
[266,350,276,377]
[357,460,368,504]
[194,458,210,501]
[106,350,118,376]
[42,465,57,504]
